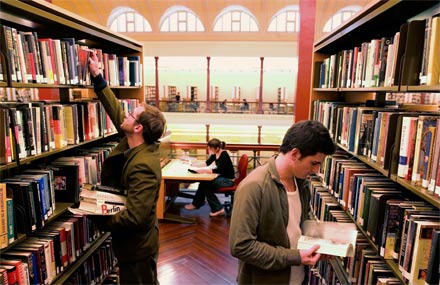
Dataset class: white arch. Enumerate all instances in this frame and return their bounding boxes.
[268,5,300,32]
[107,6,152,32]
[213,5,259,32]
[159,5,204,32]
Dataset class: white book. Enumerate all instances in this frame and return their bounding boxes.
[297,220,357,257]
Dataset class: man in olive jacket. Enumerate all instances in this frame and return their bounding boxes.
[88,52,166,285]
[229,120,335,284]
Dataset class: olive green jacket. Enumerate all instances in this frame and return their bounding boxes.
[229,156,314,284]
[91,79,162,263]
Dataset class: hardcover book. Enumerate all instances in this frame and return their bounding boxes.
[297,220,357,257]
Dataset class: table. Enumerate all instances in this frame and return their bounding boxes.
[157,159,218,223]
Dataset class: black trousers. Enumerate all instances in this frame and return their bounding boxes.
[118,256,158,285]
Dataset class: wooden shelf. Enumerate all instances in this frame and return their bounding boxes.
[0,133,118,172]
[314,0,439,54]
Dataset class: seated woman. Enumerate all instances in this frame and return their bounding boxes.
[184,138,235,216]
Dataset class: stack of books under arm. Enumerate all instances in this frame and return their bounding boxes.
[68,184,127,215]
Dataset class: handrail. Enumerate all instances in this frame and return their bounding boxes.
[169,142,279,168]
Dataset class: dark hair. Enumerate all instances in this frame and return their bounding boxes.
[138,103,166,144]
[207,138,226,150]
[279,120,335,157]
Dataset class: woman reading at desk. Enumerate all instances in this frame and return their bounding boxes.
[184,138,235,216]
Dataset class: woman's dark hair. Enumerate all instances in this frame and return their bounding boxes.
[279,120,335,157]
[207,138,226,150]
[137,103,166,144]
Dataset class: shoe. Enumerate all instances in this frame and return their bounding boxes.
[209,208,225,217]
[184,204,197,210]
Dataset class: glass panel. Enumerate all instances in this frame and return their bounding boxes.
[161,19,170,31]
[118,16,126,32]
[178,22,187,31]
[187,15,196,31]
[170,14,178,31]
[241,14,250,31]
[232,21,240,32]
[286,22,295,32]
[127,23,134,32]
[232,11,240,21]
[178,11,187,21]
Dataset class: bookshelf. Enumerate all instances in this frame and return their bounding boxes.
[309,1,440,284]
[0,0,143,283]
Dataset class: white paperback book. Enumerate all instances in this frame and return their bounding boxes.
[297,220,358,257]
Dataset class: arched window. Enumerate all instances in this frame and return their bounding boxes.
[268,5,300,32]
[108,7,152,32]
[159,6,204,32]
[213,5,259,32]
[323,6,361,32]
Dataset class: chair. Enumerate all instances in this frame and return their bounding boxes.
[216,153,249,216]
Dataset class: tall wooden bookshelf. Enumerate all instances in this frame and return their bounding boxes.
[0,0,143,283]
[309,1,440,284]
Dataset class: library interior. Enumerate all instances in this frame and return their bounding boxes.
[0,0,439,284]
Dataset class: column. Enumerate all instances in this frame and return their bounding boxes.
[206,56,211,112]
[295,0,316,121]
[155,56,160,109]
[258,57,264,114]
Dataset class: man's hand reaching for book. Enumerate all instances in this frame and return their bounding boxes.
[299,244,321,266]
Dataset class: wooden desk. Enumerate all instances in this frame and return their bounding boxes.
[157,159,218,223]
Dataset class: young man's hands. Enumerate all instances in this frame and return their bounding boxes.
[299,244,321,266]
[88,51,100,77]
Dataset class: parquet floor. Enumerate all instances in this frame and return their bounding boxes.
[158,195,238,285]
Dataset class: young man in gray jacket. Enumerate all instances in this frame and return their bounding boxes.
[230,120,335,284]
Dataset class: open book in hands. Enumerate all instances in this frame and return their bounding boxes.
[297,220,358,257]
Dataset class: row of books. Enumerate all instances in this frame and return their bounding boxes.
[1,24,142,87]
[311,155,439,285]
[64,240,117,285]
[307,194,380,285]
[0,212,113,285]
[318,15,440,89]
[0,98,139,165]
[0,142,117,247]
[313,100,440,195]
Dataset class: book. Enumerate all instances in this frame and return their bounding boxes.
[379,199,407,259]
[398,116,419,179]
[68,186,127,215]
[425,229,440,285]
[50,162,80,203]
[426,15,440,85]
[5,198,14,244]
[412,116,439,186]
[400,19,426,86]
[366,192,401,245]
[297,220,357,257]
[404,220,440,285]
[0,183,8,249]
[13,244,46,284]
[1,251,38,285]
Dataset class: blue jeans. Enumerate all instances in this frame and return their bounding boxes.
[192,177,234,212]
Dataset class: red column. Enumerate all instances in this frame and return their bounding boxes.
[295,0,315,122]
[258,57,264,114]
[206,56,211,112]
[154,56,160,109]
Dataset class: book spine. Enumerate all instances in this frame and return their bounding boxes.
[6,198,14,244]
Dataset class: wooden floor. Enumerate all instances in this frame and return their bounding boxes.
[157,196,238,285]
